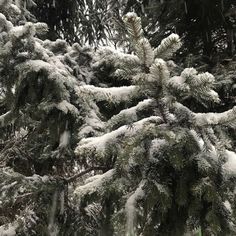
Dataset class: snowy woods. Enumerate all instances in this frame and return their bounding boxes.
[0,1,236,236]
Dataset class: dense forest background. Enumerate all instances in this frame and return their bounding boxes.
[31,0,236,109]
[0,0,236,235]
[32,0,236,57]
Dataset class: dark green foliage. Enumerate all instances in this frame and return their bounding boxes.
[32,0,122,46]
[72,13,236,235]
[0,1,236,236]
[116,0,236,61]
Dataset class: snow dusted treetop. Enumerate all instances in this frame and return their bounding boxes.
[74,12,236,236]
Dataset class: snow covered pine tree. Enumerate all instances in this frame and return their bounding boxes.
[0,0,236,235]
[73,13,236,235]
[0,0,102,235]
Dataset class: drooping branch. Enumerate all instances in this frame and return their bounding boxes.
[65,166,106,183]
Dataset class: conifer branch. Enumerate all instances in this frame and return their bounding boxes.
[154,33,182,59]
[136,38,154,67]
[65,166,106,183]
[122,12,143,42]
[149,58,170,84]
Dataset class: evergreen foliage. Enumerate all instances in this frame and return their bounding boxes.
[73,12,236,236]
[31,0,124,46]
[0,1,236,236]
[0,1,97,234]
[117,0,236,60]
[25,0,236,62]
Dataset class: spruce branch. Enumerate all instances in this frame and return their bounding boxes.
[135,38,154,67]
[123,13,154,68]
[65,166,106,183]
[149,58,170,85]
[194,106,236,127]
[122,12,143,43]
[154,33,182,59]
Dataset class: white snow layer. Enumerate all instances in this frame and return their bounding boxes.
[194,106,236,126]
[222,150,236,177]
[75,116,162,156]
[74,169,115,197]
[9,23,35,39]
[115,99,153,117]
[107,99,154,127]
[94,46,140,67]
[168,75,190,92]
[125,180,146,236]
[169,75,186,85]
[207,89,220,103]
[181,68,198,79]
[149,138,166,158]
[224,200,233,214]
[124,12,138,19]
[56,100,79,116]
[189,129,204,150]
[0,111,11,127]
[19,58,77,89]
[78,108,105,138]
[77,85,137,102]
[59,130,70,147]
[0,223,17,236]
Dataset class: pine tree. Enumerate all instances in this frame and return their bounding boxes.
[0,1,236,235]
[73,12,236,236]
[0,1,102,234]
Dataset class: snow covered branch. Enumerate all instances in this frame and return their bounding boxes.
[77,85,138,103]
[75,116,163,157]
[122,12,143,42]
[73,169,115,197]
[107,99,155,129]
[125,180,146,236]
[66,166,106,183]
[194,106,236,127]
[154,33,182,59]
